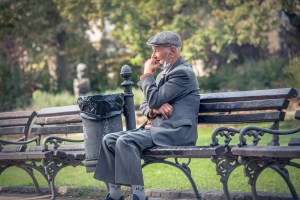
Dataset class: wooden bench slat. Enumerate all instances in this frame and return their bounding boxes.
[1,145,27,153]
[295,110,300,120]
[0,151,53,160]
[231,146,300,158]
[56,144,85,151]
[200,99,289,112]
[34,114,82,125]
[0,111,35,120]
[200,88,298,103]
[142,145,227,158]
[0,126,25,135]
[37,105,80,117]
[198,111,285,124]
[31,125,83,135]
[0,118,29,127]
[288,138,300,146]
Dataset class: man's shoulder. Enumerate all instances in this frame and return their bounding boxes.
[170,63,195,77]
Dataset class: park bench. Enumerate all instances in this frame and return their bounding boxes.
[0,108,87,200]
[30,105,85,200]
[0,110,50,194]
[0,65,299,200]
[231,108,300,200]
[140,89,299,200]
[120,65,300,200]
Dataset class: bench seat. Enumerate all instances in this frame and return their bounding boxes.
[0,151,53,160]
[231,145,300,158]
[142,145,228,158]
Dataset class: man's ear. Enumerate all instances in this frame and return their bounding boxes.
[170,46,177,54]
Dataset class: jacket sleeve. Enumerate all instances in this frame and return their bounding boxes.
[139,68,191,109]
[139,99,151,117]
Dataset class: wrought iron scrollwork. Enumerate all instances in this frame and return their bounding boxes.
[211,154,240,200]
[238,156,299,200]
[211,126,240,147]
[42,157,83,200]
[238,125,300,147]
[175,158,192,174]
[238,128,264,147]
[43,136,84,151]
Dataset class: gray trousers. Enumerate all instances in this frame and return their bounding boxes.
[93,129,154,185]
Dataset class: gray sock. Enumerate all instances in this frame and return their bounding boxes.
[109,183,122,200]
[131,185,146,200]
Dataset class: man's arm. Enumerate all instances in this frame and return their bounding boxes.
[139,68,190,109]
[139,99,151,117]
[140,99,173,119]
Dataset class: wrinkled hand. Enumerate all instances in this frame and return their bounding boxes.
[153,103,173,119]
[144,56,160,74]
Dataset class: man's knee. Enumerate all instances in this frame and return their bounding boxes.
[102,133,118,147]
[116,134,130,147]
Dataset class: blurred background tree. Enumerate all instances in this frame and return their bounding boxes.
[0,0,299,111]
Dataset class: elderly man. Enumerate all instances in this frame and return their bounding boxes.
[94,31,200,200]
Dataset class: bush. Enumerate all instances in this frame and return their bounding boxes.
[199,57,289,92]
[30,90,77,110]
[0,63,32,111]
[30,87,145,111]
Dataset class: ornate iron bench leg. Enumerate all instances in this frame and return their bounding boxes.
[1,163,47,195]
[240,157,299,200]
[43,158,84,200]
[18,164,42,193]
[211,154,240,200]
[43,159,71,200]
[142,157,201,200]
[270,165,298,199]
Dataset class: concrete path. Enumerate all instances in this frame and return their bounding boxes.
[0,186,296,200]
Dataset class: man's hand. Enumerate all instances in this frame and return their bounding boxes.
[144,57,160,74]
[153,103,173,119]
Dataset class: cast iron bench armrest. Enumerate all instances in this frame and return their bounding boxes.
[0,136,39,146]
[210,126,240,147]
[43,136,84,151]
[238,126,300,147]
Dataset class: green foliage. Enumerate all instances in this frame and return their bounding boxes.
[284,56,300,89]
[29,87,145,111]
[30,90,77,110]
[104,87,145,105]
[0,62,32,111]
[199,57,289,92]
[1,0,300,110]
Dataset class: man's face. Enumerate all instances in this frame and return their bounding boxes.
[151,46,170,66]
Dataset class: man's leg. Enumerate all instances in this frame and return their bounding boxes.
[94,131,128,200]
[94,131,126,184]
[114,129,154,200]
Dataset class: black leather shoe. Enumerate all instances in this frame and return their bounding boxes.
[103,193,124,200]
[131,194,148,200]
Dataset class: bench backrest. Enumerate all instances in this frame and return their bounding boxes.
[0,111,36,141]
[29,85,298,147]
[30,105,82,145]
[198,88,298,125]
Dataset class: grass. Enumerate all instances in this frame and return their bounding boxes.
[0,120,299,196]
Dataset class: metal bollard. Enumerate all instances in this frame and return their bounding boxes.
[120,64,136,130]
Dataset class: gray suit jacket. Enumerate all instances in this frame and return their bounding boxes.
[137,57,200,146]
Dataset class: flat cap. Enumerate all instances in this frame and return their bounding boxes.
[147,31,181,47]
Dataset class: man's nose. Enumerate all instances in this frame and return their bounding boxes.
[151,52,156,59]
